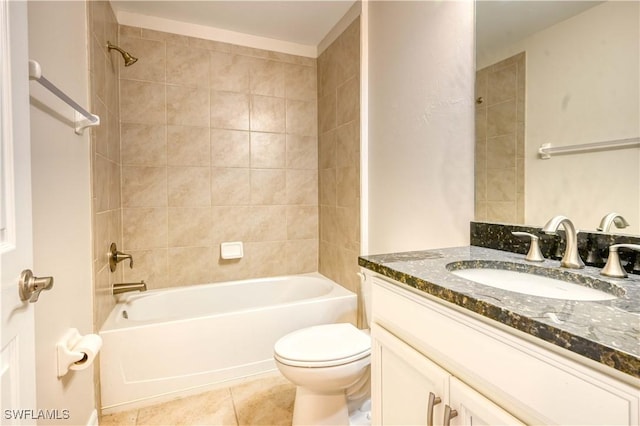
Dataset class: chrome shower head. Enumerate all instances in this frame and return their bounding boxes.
[107,41,138,67]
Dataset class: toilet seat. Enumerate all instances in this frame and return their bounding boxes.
[274,323,371,368]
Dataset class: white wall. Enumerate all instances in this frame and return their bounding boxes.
[365,1,475,254]
[28,1,96,424]
[478,2,640,232]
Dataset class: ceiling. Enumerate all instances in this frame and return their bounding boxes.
[476,1,604,54]
[110,1,357,47]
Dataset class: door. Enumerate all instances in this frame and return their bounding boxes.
[372,324,450,426]
[449,377,524,426]
[1,0,37,423]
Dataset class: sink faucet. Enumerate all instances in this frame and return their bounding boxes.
[597,212,629,232]
[113,280,147,295]
[542,216,585,269]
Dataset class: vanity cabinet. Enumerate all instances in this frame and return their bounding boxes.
[373,324,524,425]
[369,274,640,425]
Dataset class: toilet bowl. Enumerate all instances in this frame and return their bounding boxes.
[274,323,371,426]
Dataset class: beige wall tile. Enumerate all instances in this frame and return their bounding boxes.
[211,129,250,167]
[106,109,120,163]
[336,77,359,126]
[91,97,108,157]
[167,85,209,127]
[121,123,167,166]
[189,37,233,53]
[167,125,210,166]
[336,121,359,169]
[487,201,517,223]
[118,25,141,39]
[122,166,167,207]
[94,154,110,213]
[211,205,253,242]
[336,167,357,208]
[486,100,516,137]
[286,169,318,205]
[167,166,211,207]
[286,239,318,274]
[319,168,336,206]
[287,206,318,240]
[335,19,360,84]
[318,129,336,169]
[286,135,317,169]
[122,249,169,289]
[210,52,249,93]
[168,207,213,247]
[94,212,109,272]
[286,100,317,136]
[167,44,209,87]
[336,206,359,251]
[317,49,336,99]
[247,241,288,277]
[167,247,215,285]
[488,64,517,105]
[250,205,287,242]
[122,207,167,250]
[319,205,337,243]
[108,160,121,210]
[211,90,249,130]
[486,135,516,169]
[250,59,285,97]
[140,28,189,46]
[211,168,251,205]
[250,132,285,168]
[285,63,317,101]
[318,92,336,134]
[91,39,107,106]
[118,37,166,83]
[475,107,487,141]
[212,245,252,282]
[120,80,165,124]
[319,241,338,282]
[486,168,516,202]
[250,169,286,205]
[250,95,285,133]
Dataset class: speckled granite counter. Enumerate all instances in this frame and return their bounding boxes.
[359,246,640,379]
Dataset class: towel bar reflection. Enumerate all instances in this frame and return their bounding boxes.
[538,137,640,159]
[28,59,100,135]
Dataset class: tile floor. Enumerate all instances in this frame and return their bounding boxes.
[99,373,295,426]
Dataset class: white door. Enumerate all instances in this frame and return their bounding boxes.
[1,0,37,423]
[449,377,525,426]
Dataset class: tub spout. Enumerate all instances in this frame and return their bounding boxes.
[113,280,147,295]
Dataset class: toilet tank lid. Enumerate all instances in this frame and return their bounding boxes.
[274,323,371,363]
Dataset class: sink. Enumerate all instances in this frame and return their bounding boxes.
[446,261,623,301]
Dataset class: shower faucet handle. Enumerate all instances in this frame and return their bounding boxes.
[109,242,133,272]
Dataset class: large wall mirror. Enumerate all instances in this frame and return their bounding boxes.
[474,1,639,235]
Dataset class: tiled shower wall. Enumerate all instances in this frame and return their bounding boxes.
[88,0,122,412]
[475,52,525,224]
[116,26,319,291]
[317,19,361,294]
[88,1,123,336]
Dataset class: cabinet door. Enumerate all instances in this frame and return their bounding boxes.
[448,377,524,426]
[372,324,450,426]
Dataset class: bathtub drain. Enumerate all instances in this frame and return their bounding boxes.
[122,310,128,319]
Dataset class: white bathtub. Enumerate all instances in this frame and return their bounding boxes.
[99,273,356,412]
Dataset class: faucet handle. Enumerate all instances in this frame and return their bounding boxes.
[109,242,134,272]
[512,232,545,262]
[600,244,640,278]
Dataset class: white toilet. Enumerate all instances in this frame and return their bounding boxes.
[273,277,372,426]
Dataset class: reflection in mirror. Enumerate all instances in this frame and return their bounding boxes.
[474,1,639,235]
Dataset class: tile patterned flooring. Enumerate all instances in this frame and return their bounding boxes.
[99,373,295,426]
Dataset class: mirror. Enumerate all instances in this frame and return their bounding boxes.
[474,1,639,235]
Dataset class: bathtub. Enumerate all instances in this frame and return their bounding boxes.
[99,273,356,412]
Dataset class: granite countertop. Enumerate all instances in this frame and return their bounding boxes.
[359,246,640,379]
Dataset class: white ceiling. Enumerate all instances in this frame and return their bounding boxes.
[111,1,356,47]
[476,1,604,54]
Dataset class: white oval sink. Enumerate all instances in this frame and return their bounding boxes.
[448,264,620,301]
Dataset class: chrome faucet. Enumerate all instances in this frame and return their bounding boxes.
[542,215,584,269]
[113,280,147,295]
[600,244,640,278]
[597,213,629,232]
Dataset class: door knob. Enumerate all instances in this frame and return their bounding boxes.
[19,269,54,303]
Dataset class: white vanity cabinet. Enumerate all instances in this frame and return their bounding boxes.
[373,324,524,425]
[369,274,640,425]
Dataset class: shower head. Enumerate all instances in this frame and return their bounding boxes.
[106,41,138,67]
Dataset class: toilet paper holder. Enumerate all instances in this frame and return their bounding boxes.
[56,328,102,377]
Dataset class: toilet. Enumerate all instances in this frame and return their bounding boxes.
[274,276,372,426]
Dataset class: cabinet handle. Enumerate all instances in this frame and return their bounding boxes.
[443,404,458,426]
[427,392,441,426]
